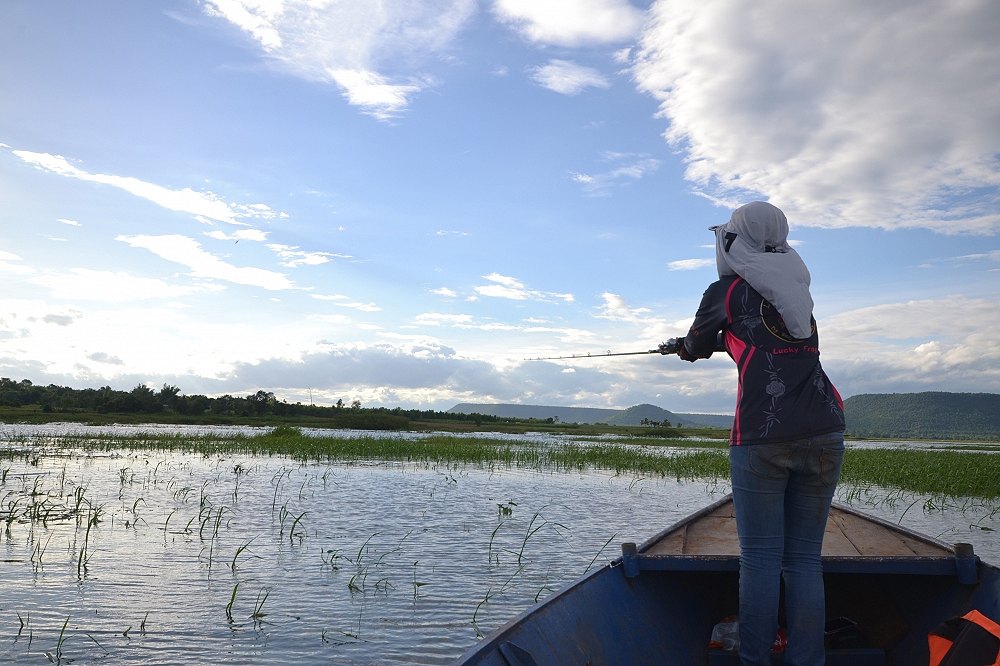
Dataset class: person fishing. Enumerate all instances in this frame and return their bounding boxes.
[675,201,846,666]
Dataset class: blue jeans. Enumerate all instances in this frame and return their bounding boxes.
[729,432,845,666]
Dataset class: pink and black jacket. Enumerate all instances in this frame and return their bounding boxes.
[683,275,845,446]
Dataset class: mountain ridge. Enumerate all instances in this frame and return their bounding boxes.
[450,392,1000,440]
[842,392,1000,441]
[447,402,733,429]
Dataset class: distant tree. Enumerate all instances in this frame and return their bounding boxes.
[158,384,181,411]
[128,384,160,413]
[211,394,236,415]
[247,390,275,417]
[350,399,362,410]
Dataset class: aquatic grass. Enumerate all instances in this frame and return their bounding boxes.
[412,560,426,599]
[45,616,70,665]
[584,533,619,574]
[225,583,239,622]
[43,430,733,480]
[30,532,52,571]
[163,509,177,542]
[75,505,102,579]
[471,568,522,639]
[16,611,30,642]
[85,632,110,655]
[250,589,269,623]
[320,547,346,570]
[20,428,1000,500]
[514,509,567,565]
[841,448,1000,498]
[289,511,307,544]
[231,538,256,572]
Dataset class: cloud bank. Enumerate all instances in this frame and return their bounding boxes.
[12,149,281,225]
[204,0,476,119]
[633,0,1000,234]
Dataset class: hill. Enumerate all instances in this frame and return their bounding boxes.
[447,403,732,429]
[451,393,1000,439]
[843,392,1000,441]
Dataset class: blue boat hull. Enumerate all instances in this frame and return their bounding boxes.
[455,497,1000,665]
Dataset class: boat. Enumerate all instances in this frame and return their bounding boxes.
[454,494,1000,665]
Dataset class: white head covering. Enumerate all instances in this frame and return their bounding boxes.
[713,201,814,339]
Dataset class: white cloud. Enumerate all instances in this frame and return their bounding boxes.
[0,297,344,382]
[570,152,662,195]
[823,297,993,343]
[203,0,476,119]
[633,0,1000,234]
[310,294,380,312]
[494,0,645,46]
[820,296,1000,396]
[117,234,294,290]
[955,250,1000,265]
[43,313,78,326]
[30,268,222,302]
[204,0,284,49]
[414,312,474,326]
[11,149,278,225]
[57,218,81,226]
[0,252,33,276]
[530,59,611,95]
[668,258,714,271]
[205,229,271,242]
[594,292,652,322]
[431,287,458,298]
[88,351,125,366]
[475,273,574,303]
[326,69,424,120]
[266,243,345,267]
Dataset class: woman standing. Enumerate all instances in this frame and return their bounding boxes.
[677,201,846,665]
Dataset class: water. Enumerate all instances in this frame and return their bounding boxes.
[0,425,996,664]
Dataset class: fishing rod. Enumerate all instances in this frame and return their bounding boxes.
[524,333,725,361]
[525,337,685,361]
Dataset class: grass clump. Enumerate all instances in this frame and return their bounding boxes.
[841,448,1000,499]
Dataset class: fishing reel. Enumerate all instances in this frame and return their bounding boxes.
[657,337,685,355]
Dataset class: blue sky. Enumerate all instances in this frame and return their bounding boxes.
[1,0,998,414]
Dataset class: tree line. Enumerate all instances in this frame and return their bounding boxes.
[0,377,505,424]
[843,392,1000,441]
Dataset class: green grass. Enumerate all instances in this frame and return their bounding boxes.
[10,426,1000,499]
[841,448,1000,498]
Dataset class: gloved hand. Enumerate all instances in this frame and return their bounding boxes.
[677,342,697,362]
[658,337,683,354]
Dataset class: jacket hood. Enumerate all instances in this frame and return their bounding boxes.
[713,202,814,339]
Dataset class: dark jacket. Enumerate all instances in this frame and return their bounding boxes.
[683,275,845,446]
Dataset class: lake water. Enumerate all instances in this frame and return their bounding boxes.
[0,424,996,664]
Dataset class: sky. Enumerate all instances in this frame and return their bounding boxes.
[1,0,999,415]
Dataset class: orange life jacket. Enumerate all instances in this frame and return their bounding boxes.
[929,610,1000,666]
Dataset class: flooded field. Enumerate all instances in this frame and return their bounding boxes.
[1,424,996,664]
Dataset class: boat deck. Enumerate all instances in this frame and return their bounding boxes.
[643,500,952,558]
